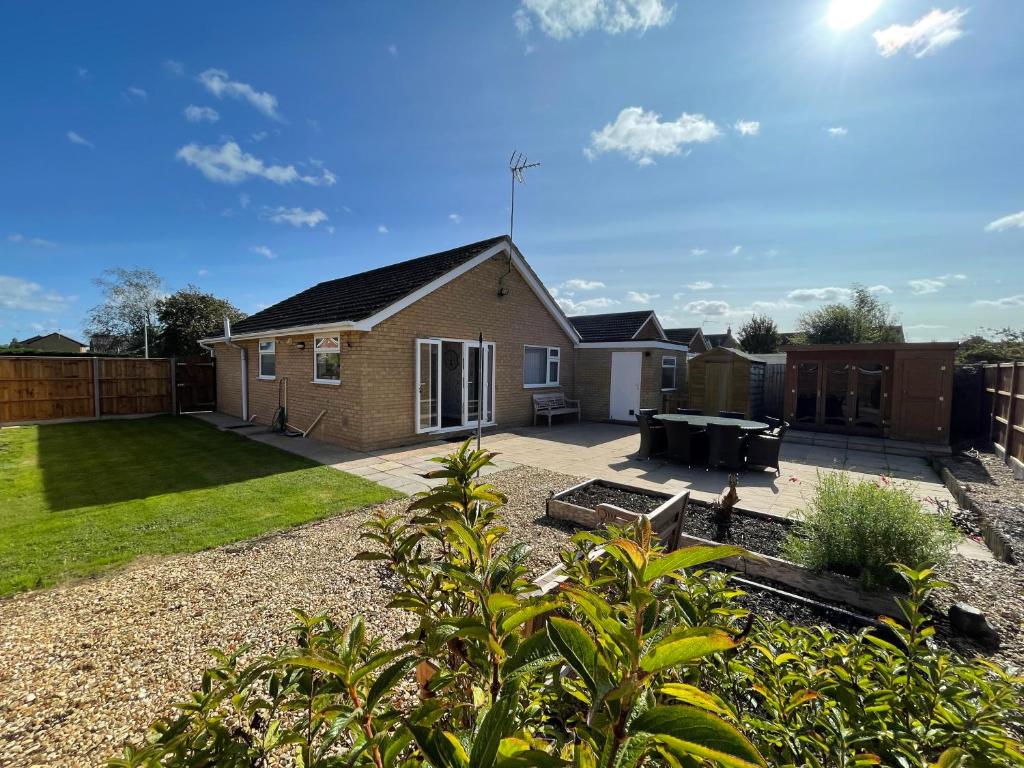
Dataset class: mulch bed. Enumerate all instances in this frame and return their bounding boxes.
[559,482,666,516]
[937,449,1024,561]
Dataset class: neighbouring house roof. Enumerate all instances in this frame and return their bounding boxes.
[664,327,700,344]
[203,236,579,343]
[17,332,86,347]
[703,328,739,349]
[568,311,663,343]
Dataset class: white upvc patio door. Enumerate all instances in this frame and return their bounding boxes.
[416,338,495,433]
[416,339,441,432]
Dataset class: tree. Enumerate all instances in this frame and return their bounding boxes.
[155,286,246,357]
[84,268,165,356]
[957,328,1024,364]
[797,285,901,344]
[738,313,781,353]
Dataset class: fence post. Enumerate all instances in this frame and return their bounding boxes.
[92,357,101,419]
[1008,362,1019,469]
[170,357,177,415]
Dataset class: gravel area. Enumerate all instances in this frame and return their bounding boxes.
[933,555,1024,669]
[0,466,582,768]
[938,449,1024,559]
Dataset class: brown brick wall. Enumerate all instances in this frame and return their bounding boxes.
[576,349,612,420]
[210,253,575,450]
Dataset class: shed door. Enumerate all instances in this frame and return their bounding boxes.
[704,362,731,415]
[894,356,948,442]
[609,351,642,421]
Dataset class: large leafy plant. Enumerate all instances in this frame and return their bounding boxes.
[112,441,1022,768]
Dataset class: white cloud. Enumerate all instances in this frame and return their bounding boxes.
[239,193,251,209]
[586,107,720,165]
[251,131,268,142]
[683,299,730,316]
[787,286,851,302]
[387,44,398,56]
[0,275,74,311]
[868,284,893,294]
[197,68,281,120]
[67,130,94,148]
[184,105,220,123]
[556,295,621,314]
[176,141,335,186]
[124,86,147,102]
[197,268,209,276]
[564,278,606,291]
[908,278,944,295]
[163,59,184,76]
[626,290,659,303]
[377,224,389,234]
[873,8,968,58]
[686,280,714,291]
[690,248,707,256]
[264,206,328,228]
[730,245,742,256]
[826,126,848,137]
[985,210,1024,233]
[7,234,56,248]
[734,120,760,136]
[515,0,674,39]
[449,213,463,224]
[250,245,277,259]
[908,274,965,294]
[972,294,1024,308]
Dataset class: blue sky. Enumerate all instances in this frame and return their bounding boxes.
[2,1,1022,344]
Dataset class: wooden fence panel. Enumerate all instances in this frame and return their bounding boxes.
[762,364,785,419]
[984,361,1024,474]
[0,357,95,422]
[0,356,173,423]
[99,358,172,416]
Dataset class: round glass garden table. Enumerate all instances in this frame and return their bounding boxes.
[652,414,770,432]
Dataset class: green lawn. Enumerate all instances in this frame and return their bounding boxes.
[0,416,401,595]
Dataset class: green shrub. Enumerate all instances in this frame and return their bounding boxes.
[782,471,959,589]
[111,443,1023,768]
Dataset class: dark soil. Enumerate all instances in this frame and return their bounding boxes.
[938,449,1024,559]
[681,500,790,558]
[729,575,872,634]
[560,482,666,516]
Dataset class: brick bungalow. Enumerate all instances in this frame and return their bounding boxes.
[201,236,689,450]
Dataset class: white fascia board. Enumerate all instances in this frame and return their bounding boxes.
[199,321,362,345]
[578,341,689,352]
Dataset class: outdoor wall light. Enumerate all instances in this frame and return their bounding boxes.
[296,341,306,350]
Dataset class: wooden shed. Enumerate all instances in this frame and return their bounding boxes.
[687,347,766,419]
[781,342,957,444]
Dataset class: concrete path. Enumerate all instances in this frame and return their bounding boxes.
[191,414,990,561]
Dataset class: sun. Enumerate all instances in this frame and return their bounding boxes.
[826,0,882,30]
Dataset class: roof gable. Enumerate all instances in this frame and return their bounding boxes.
[568,311,657,343]
[230,236,507,336]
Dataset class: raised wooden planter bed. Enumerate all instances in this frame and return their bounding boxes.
[546,478,903,620]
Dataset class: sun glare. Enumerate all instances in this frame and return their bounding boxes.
[826,0,882,30]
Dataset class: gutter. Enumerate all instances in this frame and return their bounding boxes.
[222,317,249,421]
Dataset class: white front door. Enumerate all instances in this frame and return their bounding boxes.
[609,351,642,421]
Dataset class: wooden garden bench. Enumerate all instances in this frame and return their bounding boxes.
[532,392,581,427]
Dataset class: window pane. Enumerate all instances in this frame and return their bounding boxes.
[549,359,559,384]
[661,359,675,390]
[260,354,275,377]
[524,346,546,385]
[316,336,340,350]
[316,352,340,381]
[259,340,274,353]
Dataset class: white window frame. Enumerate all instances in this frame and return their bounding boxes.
[523,345,560,389]
[257,339,276,380]
[312,334,341,385]
[661,356,677,391]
